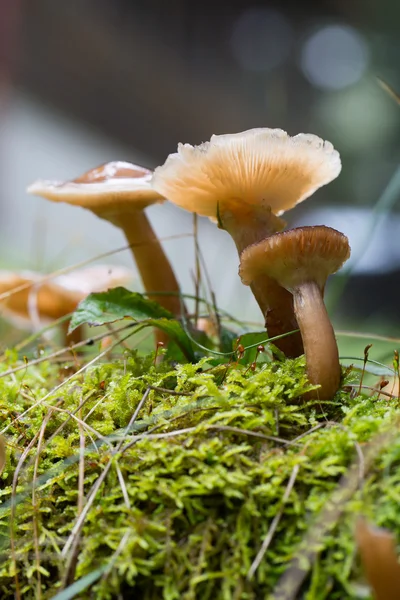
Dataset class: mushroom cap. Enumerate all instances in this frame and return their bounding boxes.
[27,161,165,218]
[53,265,133,295]
[239,226,350,291]
[152,128,341,219]
[0,270,81,325]
[0,265,134,327]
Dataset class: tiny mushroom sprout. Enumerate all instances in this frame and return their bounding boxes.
[0,265,133,341]
[27,162,183,327]
[152,128,341,357]
[239,226,350,400]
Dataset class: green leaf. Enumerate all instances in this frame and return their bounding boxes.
[341,360,395,377]
[235,331,270,365]
[147,318,195,362]
[51,566,107,600]
[219,327,239,354]
[69,287,172,332]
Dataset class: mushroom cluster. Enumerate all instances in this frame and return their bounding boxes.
[240,226,350,399]
[28,127,350,400]
[152,128,343,360]
[28,161,184,346]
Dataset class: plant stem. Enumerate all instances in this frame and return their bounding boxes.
[293,281,340,399]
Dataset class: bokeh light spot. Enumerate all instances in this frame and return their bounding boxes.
[301,24,369,90]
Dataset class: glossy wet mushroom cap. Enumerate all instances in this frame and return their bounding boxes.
[28,161,165,220]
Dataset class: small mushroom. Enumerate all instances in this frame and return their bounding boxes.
[152,128,341,357]
[0,265,133,342]
[356,518,400,600]
[239,226,350,399]
[27,162,183,326]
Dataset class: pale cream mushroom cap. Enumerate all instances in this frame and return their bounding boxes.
[53,265,133,295]
[239,226,350,291]
[27,161,165,218]
[152,128,341,218]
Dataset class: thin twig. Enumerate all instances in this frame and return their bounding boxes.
[248,463,301,580]
[0,233,193,302]
[115,464,131,510]
[47,390,98,447]
[0,435,5,475]
[0,328,137,436]
[0,322,136,380]
[271,416,400,600]
[77,408,85,517]
[199,245,221,346]
[61,388,152,559]
[10,429,46,599]
[193,213,201,326]
[347,384,397,399]
[32,409,55,600]
[207,425,300,447]
[99,530,131,587]
[377,76,400,105]
[148,385,193,396]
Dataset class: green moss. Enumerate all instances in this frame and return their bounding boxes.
[0,350,399,599]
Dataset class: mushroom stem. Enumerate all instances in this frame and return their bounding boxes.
[293,280,340,399]
[114,211,182,317]
[251,275,304,358]
[219,204,285,251]
[220,206,303,358]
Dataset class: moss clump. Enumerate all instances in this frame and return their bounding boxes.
[0,350,399,599]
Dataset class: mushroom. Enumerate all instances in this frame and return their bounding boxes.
[356,518,400,600]
[27,162,183,326]
[152,128,341,357]
[239,226,350,399]
[0,265,133,342]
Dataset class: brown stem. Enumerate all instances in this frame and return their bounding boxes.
[220,206,303,358]
[64,322,84,346]
[250,275,304,358]
[115,211,183,347]
[115,211,183,315]
[293,281,340,399]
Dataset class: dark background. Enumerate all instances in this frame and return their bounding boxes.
[0,0,399,330]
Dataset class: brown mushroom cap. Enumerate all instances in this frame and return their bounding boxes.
[0,265,133,327]
[0,271,81,326]
[152,128,341,219]
[239,226,350,291]
[27,161,165,218]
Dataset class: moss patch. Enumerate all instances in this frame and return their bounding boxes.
[0,350,399,599]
